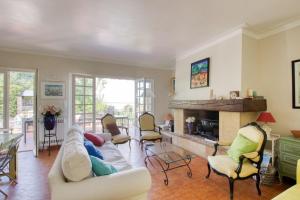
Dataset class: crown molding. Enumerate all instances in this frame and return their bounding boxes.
[0,47,173,71]
[243,18,300,39]
[258,18,300,39]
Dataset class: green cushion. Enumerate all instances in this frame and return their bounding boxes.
[90,156,118,176]
[227,134,258,162]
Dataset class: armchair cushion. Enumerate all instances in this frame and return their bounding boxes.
[112,134,131,144]
[208,155,258,179]
[227,134,258,162]
[141,131,162,140]
[242,152,259,159]
[106,123,121,136]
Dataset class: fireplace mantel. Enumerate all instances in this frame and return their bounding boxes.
[169,99,267,112]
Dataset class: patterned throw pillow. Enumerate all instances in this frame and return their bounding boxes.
[106,123,121,136]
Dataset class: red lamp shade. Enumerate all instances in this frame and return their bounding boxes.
[164,113,174,121]
[256,112,276,123]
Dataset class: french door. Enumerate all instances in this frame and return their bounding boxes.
[72,75,96,131]
[0,69,38,156]
[0,71,5,129]
[135,78,154,120]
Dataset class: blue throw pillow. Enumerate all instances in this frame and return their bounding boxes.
[84,140,104,160]
[90,156,118,176]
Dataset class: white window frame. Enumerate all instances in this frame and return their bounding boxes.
[135,78,154,121]
[72,74,96,131]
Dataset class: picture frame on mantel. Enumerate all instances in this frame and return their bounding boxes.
[292,59,300,108]
[190,57,210,89]
[41,81,65,99]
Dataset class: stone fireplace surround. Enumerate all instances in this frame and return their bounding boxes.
[162,99,267,158]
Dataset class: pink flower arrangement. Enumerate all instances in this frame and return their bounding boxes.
[41,105,62,116]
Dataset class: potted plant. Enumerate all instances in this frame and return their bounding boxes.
[41,105,62,130]
[186,116,196,134]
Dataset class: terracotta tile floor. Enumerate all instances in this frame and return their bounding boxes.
[2,141,291,200]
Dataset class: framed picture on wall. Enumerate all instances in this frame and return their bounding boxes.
[41,81,65,99]
[190,57,210,89]
[292,59,300,108]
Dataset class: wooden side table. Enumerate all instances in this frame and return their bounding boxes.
[279,136,300,181]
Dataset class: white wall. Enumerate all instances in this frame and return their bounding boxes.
[257,26,300,135]
[241,34,261,96]
[0,50,173,133]
[174,32,242,100]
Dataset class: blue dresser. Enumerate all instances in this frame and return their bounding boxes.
[279,136,300,180]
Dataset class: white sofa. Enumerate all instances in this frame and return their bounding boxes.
[48,126,151,200]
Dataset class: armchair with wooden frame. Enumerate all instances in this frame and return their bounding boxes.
[206,122,267,200]
[101,113,131,149]
[138,112,162,150]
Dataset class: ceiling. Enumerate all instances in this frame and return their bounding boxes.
[0,0,300,69]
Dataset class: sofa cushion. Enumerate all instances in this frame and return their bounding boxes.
[62,133,92,182]
[99,141,132,171]
[84,132,105,146]
[90,156,118,176]
[106,123,121,136]
[84,140,104,160]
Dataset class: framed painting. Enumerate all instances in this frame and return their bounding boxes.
[41,81,65,99]
[292,59,300,108]
[190,57,210,89]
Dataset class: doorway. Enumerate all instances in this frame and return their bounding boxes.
[0,69,37,153]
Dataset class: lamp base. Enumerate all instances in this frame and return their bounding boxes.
[261,124,272,138]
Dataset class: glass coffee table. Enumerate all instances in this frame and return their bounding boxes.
[144,142,196,185]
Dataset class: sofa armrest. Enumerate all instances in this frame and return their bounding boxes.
[95,132,112,142]
[50,167,151,200]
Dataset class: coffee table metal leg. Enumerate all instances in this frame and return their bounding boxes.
[176,155,193,178]
[151,156,169,185]
[144,149,155,168]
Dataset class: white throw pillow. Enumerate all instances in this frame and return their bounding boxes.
[61,126,92,182]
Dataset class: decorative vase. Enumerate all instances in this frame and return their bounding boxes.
[187,123,194,134]
[44,115,56,130]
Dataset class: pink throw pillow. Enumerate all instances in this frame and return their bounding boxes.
[84,132,105,146]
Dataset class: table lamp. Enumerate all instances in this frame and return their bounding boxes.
[164,113,174,132]
[256,112,276,137]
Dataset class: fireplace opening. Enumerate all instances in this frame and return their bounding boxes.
[185,110,219,141]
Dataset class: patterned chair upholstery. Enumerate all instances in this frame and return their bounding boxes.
[206,122,267,200]
[101,114,131,148]
[139,112,162,149]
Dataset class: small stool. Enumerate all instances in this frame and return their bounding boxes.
[42,125,58,156]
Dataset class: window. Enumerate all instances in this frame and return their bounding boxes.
[72,75,95,131]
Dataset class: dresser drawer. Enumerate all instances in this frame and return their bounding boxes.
[280,141,300,156]
[279,162,296,180]
[280,152,300,165]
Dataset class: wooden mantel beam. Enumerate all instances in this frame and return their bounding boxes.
[168,99,267,112]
